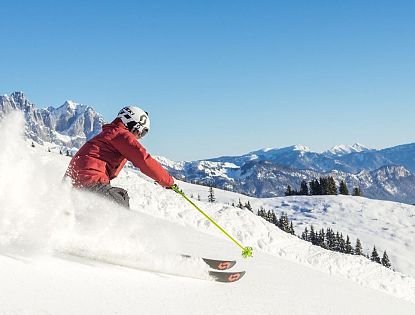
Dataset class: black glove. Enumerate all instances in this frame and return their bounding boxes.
[167,183,179,190]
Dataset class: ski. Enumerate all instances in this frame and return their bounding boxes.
[181,254,237,270]
[208,270,246,283]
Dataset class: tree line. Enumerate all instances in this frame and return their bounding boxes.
[300,225,392,269]
[223,192,393,270]
[257,207,296,235]
[285,177,362,197]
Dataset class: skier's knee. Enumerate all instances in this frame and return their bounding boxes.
[108,187,130,208]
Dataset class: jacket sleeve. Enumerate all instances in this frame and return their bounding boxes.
[111,159,128,179]
[110,131,174,187]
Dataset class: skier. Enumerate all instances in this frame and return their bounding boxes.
[64,106,174,208]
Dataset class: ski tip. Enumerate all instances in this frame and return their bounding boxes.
[181,254,237,271]
[203,258,237,270]
[209,270,246,283]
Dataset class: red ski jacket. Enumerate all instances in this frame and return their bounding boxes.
[65,118,174,188]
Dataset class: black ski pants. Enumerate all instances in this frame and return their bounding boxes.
[85,183,130,208]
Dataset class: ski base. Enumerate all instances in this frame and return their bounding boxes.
[181,255,237,271]
[208,270,246,283]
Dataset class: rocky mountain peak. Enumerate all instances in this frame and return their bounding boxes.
[0,92,105,148]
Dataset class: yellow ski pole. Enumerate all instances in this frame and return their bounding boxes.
[171,185,253,258]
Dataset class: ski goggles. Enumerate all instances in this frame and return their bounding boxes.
[140,127,149,138]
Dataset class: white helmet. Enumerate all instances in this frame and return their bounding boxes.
[117,106,150,137]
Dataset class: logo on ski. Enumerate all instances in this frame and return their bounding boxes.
[208,270,246,283]
[227,273,242,282]
[181,254,236,271]
[218,262,232,270]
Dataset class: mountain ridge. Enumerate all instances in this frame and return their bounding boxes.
[2,91,414,204]
[0,92,105,148]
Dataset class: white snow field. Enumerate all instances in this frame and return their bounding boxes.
[1,112,415,315]
[178,182,415,278]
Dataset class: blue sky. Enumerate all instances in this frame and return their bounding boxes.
[1,0,414,160]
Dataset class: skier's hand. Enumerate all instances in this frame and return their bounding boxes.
[167,183,179,191]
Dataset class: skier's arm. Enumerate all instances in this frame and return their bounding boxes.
[111,159,128,179]
[111,132,174,187]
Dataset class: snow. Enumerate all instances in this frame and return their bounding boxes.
[52,130,74,142]
[292,144,311,152]
[154,156,185,170]
[64,100,78,110]
[1,111,415,314]
[324,143,371,156]
[183,182,415,278]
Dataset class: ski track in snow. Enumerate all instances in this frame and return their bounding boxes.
[1,112,415,314]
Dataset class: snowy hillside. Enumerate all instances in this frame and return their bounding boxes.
[1,112,415,314]
[182,183,415,278]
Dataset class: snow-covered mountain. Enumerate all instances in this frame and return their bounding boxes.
[157,142,415,204]
[323,143,372,156]
[0,92,105,148]
[1,112,415,314]
[159,156,415,203]
[2,91,415,204]
[204,142,414,174]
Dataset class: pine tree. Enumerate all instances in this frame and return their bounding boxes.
[257,206,265,218]
[265,209,271,222]
[345,235,354,254]
[31,142,35,148]
[264,210,270,222]
[309,225,316,245]
[285,185,293,196]
[354,238,363,256]
[289,222,295,235]
[339,180,349,195]
[257,208,262,218]
[309,180,315,195]
[271,212,278,226]
[48,147,51,153]
[320,177,328,195]
[66,150,71,156]
[300,180,309,196]
[317,229,326,248]
[353,187,362,197]
[197,194,201,201]
[208,186,216,203]
[309,179,322,195]
[266,210,272,223]
[245,201,253,212]
[381,251,392,268]
[237,199,244,209]
[327,177,337,195]
[302,227,309,241]
[315,179,323,195]
[279,212,290,233]
[59,149,63,155]
[338,233,346,253]
[371,246,381,263]
[326,228,335,250]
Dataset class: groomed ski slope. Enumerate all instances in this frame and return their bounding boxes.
[1,112,415,315]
